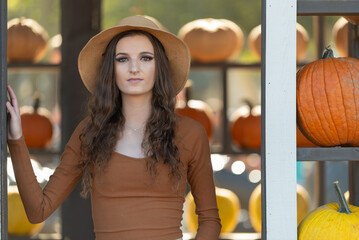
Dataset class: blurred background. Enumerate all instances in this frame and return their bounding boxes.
[6,0,352,239]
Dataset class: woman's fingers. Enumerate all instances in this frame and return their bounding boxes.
[7,85,19,115]
[6,85,23,140]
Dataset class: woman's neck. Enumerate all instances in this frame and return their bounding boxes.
[122,94,152,128]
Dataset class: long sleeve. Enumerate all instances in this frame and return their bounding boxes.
[7,119,86,224]
[186,122,222,240]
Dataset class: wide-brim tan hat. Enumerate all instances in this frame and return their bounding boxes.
[78,15,190,95]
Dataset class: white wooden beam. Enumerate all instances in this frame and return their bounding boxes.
[261,0,297,239]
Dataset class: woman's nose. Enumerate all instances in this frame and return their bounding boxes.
[129,60,139,73]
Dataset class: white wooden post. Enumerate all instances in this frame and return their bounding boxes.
[261,0,297,239]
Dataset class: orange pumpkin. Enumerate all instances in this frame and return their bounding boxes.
[297,127,318,147]
[230,102,318,149]
[176,100,214,142]
[344,16,359,25]
[20,94,53,148]
[178,18,244,62]
[297,48,359,146]
[230,102,261,149]
[332,17,349,57]
[7,17,48,62]
[248,23,309,61]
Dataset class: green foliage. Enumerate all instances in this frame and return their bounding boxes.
[7,0,60,38]
[102,0,262,36]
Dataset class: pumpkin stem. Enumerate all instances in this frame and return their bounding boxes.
[242,99,254,110]
[334,181,352,214]
[33,92,40,112]
[322,47,335,59]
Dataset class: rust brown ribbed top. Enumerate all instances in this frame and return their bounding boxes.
[8,116,221,240]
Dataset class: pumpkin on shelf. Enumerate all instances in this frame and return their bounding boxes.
[332,17,349,57]
[176,80,214,142]
[178,18,244,63]
[249,184,310,233]
[20,93,53,149]
[184,187,240,233]
[298,181,359,239]
[8,185,44,236]
[297,127,318,147]
[248,23,309,61]
[7,17,49,63]
[230,101,261,149]
[297,47,359,147]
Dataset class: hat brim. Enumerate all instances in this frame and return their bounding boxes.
[78,19,190,95]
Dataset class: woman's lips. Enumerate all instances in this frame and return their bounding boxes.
[127,78,143,83]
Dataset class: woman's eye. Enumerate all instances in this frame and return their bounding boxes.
[141,56,154,61]
[115,57,128,62]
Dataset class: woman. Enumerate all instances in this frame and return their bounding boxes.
[6,16,221,240]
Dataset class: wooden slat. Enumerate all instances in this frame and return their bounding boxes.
[261,0,297,239]
[0,0,7,238]
[60,0,101,239]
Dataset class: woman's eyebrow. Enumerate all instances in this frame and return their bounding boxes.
[115,51,154,57]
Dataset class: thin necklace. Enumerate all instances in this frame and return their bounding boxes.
[125,123,145,133]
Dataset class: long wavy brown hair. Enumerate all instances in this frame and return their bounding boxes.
[79,30,181,198]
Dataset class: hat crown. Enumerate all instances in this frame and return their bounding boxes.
[117,16,160,29]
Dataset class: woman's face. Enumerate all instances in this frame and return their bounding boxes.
[114,34,156,97]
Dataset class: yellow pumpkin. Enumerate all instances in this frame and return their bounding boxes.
[332,17,348,57]
[185,187,240,233]
[298,181,359,239]
[8,186,44,236]
[178,18,244,62]
[7,17,48,62]
[248,23,309,61]
[249,184,310,232]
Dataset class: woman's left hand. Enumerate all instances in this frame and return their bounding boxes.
[6,85,23,140]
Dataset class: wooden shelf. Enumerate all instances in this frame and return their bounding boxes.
[8,63,60,73]
[298,147,359,161]
[298,0,359,16]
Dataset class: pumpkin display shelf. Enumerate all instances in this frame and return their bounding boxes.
[8,63,60,73]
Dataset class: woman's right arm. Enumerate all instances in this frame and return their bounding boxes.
[6,85,85,223]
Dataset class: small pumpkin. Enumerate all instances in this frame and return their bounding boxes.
[249,184,310,233]
[332,17,349,57]
[298,181,359,239]
[185,187,240,233]
[230,101,261,149]
[248,23,309,61]
[8,185,44,236]
[7,17,48,62]
[297,47,359,147]
[176,80,214,142]
[178,18,244,62]
[176,100,214,142]
[20,93,53,148]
